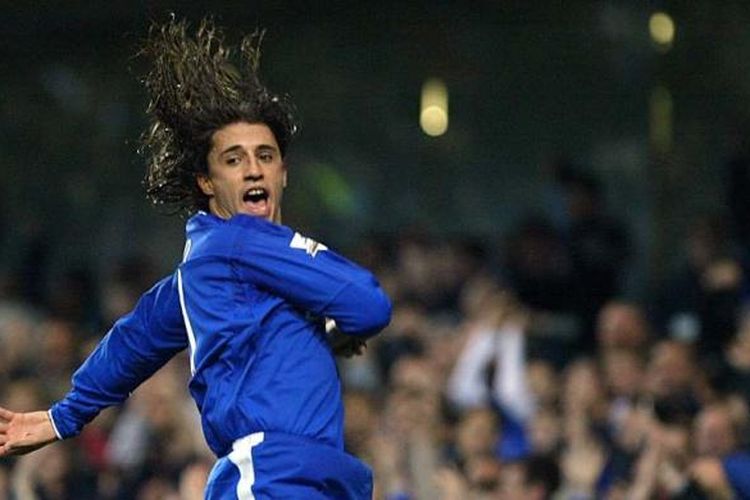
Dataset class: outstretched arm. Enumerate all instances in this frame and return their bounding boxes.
[49,274,188,439]
[0,407,57,457]
[1,274,188,451]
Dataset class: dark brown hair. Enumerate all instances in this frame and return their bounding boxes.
[138,17,297,214]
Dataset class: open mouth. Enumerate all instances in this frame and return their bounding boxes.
[242,187,270,217]
[243,187,269,204]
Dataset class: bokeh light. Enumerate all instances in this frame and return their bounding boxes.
[650,11,675,49]
[420,78,448,137]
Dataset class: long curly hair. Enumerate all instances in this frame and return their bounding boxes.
[138,16,298,214]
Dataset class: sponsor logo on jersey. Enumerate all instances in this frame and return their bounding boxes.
[289,232,328,257]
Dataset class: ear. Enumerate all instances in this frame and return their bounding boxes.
[282,165,288,188]
[197,174,214,197]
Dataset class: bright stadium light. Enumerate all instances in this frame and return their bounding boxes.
[649,11,675,50]
[420,78,448,137]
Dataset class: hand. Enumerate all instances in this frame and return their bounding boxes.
[328,331,367,358]
[326,320,367,358]
[690,458,733,500]
[0,407,58,456]
[628,440,663,500]
[433,466,468,500]
[371,433,408,494]
[561,437,606,493]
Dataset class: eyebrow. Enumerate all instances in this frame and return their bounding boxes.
[256,144,279,154]
[218,144,279,156]
[218,145,245,156]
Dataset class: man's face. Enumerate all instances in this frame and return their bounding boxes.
[199,121,286,223]
[694,407,736,457]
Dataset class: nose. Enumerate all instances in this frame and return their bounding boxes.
[244,157,263,181]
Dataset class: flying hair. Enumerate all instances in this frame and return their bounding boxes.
[138,16,298,214]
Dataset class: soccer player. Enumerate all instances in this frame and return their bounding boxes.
[0,18,391,500]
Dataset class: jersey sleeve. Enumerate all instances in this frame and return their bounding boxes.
[231,217,392,336]
[48,274,188,439]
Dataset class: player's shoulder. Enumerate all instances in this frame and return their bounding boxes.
[186,213,307,253]
[230,217,330,257]
[229,214,291,234]
[187,211,291,233]
[227,215,302,249]
[183,212,243,258]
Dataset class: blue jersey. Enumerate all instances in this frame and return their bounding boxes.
[49,212,391,460]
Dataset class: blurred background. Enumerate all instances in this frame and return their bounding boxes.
[4,1,750,499]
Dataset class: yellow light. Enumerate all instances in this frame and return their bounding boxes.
[420,78,448,137]
[420,106,448,137]
[649,12,675,49]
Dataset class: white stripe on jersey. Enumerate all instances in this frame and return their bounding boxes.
[47,409,63,440]
[228,432,265,500]
[177,269,197,375]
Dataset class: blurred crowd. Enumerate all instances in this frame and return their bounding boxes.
[3,158,750,499]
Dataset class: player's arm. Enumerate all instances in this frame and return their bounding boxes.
[231,217,391,336]
[0,274,188,456]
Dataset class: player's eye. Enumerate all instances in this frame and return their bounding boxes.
[258,151,275,162]
[225,155,241,166]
